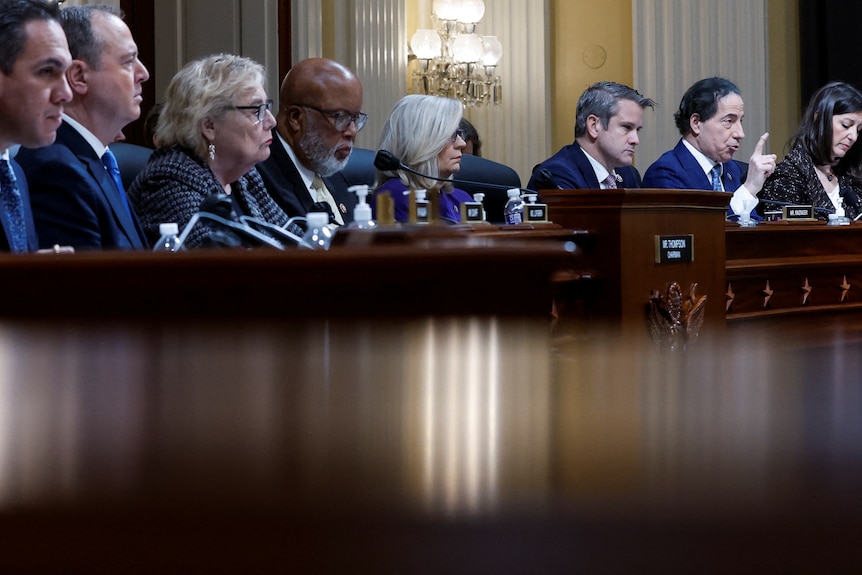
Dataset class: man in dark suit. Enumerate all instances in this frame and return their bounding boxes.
[257,58,364,226]
[528,81,655,190]
[642,77,776,219]
[16,4,149,250]
[0,0,72,253]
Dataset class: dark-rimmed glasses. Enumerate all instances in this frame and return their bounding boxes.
[233,99,273,124]
[449,129,466,143]
[296,104,368,132]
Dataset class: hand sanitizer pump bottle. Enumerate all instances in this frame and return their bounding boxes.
[347,184,377,229]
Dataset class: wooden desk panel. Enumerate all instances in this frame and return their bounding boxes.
[726,222,862,318]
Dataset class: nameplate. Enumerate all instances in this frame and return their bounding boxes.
[524,203,549,223]
[415,202,430,223]
[655,234,694,264]
[461,201,485,223]
[782,205,817,221]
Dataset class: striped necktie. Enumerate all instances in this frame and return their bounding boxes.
[0,158,28,253]
[710,164,723,191]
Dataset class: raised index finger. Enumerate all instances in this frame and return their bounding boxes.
[753,132,769,156]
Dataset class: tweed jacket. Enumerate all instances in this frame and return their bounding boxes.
[128,145,290,248]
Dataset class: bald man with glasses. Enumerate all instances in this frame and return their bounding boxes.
[257,58,365,226]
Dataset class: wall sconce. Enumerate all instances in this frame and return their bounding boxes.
[409,0,502,107]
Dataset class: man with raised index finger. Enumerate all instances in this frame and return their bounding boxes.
[642,77,777,219]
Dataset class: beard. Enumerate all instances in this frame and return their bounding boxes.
[298,130,351,177]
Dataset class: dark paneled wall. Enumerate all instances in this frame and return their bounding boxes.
[800,0,862,107]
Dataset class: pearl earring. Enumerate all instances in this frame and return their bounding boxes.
[208,142,216,161]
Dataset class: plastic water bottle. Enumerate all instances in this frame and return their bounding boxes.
[153,222,182,252]
[302,211,334,249]
[503,188,524,225]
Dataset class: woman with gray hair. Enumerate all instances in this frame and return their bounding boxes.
[128,53,289,248]
[374,94,471,222]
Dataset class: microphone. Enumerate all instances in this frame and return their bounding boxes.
[759,199,832,217]
[840,187,860,209]
[374,149,536,195]
[239,215,307,247]
[531,168,562,190]
[177,193,286,250]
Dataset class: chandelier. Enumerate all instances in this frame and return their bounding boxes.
[409,0,503,107]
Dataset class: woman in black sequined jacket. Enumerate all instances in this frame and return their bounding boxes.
[760,82,862,221]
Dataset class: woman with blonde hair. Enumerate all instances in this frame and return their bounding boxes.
[129,53,291,247]
[374,94,471,222]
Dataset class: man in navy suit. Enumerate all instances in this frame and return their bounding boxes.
[642,77,776,219]
[257,58,364,227]
[16,4,149,250]
[0,0,72,253]
[528,81,655,190]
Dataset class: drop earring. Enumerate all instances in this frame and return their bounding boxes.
[208,142,216,161]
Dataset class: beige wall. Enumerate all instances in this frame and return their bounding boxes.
[549,0,634,152]
[767,0,801,159]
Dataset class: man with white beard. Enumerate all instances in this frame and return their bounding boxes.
[257,58,365,226]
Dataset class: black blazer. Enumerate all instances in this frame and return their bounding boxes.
[256,132,356,224]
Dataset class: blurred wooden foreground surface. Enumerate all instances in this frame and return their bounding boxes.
[0,233,861,572]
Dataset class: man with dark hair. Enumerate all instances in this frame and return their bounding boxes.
[257,57,364,226]
[0,0,72,252]
[642,77,776,218]
[16,4,150,250]
[528,81,655,190]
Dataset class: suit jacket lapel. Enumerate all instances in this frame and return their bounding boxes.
[270,135,316,213]
[572,143,601,188]
[58,123,145,248]
[673,141,712,190]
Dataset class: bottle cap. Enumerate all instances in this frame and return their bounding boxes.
[159,222,179,236]
[306,212,330,228]
[473,193,485,203]
[415,189,427,201]
[507,188,520,198]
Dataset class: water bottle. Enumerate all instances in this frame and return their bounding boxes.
[153,222,182,252]
[302,211,334,249]
[503,188,524,225]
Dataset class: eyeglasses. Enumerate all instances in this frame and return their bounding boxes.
[296,104,368,132]
[233,99,273,124]
[449,129,466,143]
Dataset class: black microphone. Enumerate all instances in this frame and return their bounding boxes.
[531,168,562,190]
[759,199,832,216]
[840,188,860,209]
[374,149,536,195]
[239,215,307,247]
[177,193,286,250]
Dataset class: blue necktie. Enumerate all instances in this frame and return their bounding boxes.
[101,149,133,218]
[710,163,723,191]
[0,158,28,253]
